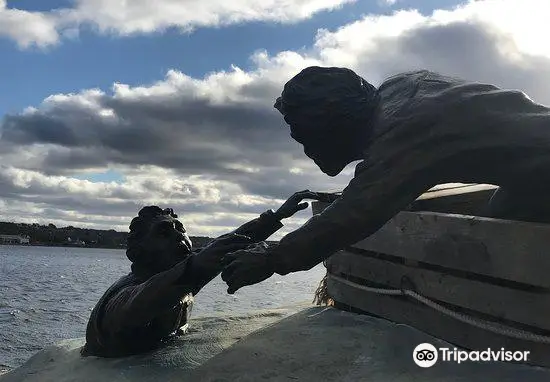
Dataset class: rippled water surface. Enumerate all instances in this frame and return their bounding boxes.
[0,245,325,370]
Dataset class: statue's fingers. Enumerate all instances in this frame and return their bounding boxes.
[221,253,238,267]
[220,258,240,280]
[289,190,310,202]
[297,190,323,202]
[296,202,309,211]
[226,273,248,294]
[221,268,232,283]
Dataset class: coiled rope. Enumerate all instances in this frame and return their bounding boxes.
[330,274,550,344]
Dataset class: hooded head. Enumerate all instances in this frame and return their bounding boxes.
[274,66,379,176]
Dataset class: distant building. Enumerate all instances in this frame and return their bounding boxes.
[0,234,30,245]
[66,237,86,246]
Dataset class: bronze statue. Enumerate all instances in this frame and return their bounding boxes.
[81,190,323,357]
[222,66,550,293]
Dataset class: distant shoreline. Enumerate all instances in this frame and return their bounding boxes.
[0,220,216,250]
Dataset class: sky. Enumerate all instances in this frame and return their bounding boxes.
[1,0,550,238]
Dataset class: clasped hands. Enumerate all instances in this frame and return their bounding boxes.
[192,190,336,294]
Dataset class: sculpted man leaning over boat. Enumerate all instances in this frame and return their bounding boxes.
[221,66,550,293]
[81,190,324,357]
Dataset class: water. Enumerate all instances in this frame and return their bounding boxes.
[0,245,325,370]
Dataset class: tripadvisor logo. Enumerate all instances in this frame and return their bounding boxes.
[413,343,530,368]
[413,343,438,368]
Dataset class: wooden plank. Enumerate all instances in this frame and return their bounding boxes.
[411,184,496,215]
[416,183,497,201]
[351,211,550,288]
[327,275,550,369]
[326,251,550,331]
[311,183,497,216]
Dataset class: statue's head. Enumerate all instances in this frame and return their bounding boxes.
[126,206,192,278]
[274,66,379,176]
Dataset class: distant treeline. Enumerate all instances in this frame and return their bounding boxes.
[0,221,214,249]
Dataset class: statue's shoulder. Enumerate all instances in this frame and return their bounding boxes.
[95,273,140,305]
[379,70,465,90]
[379,70,429,88]
[375,70,428,101]
[109,273,140,292]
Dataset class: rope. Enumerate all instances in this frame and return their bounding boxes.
[330,274,550,344]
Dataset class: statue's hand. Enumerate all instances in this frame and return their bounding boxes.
[221,243,274,294]
[192,233,252,275]
[274,190,325,220]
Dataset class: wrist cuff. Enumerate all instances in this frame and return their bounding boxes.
[266,246,291,275]
[262,209,280,220]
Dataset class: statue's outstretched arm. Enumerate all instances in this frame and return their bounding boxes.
[266,161,435,275]
[230,210,283,242]
[229,189,329,242]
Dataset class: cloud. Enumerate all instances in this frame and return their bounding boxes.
[1,0,354,48]
[378,0,398,6]
[0,0,59,48]
[0,164,325,236]
[2,0,550,237]
[65,0,355,35]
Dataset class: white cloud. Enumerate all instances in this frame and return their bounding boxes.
[66,0,355,34]
[0,0,354,48]
[0,164,292,235]
[3,0,550,236]
[0,0,59,48]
